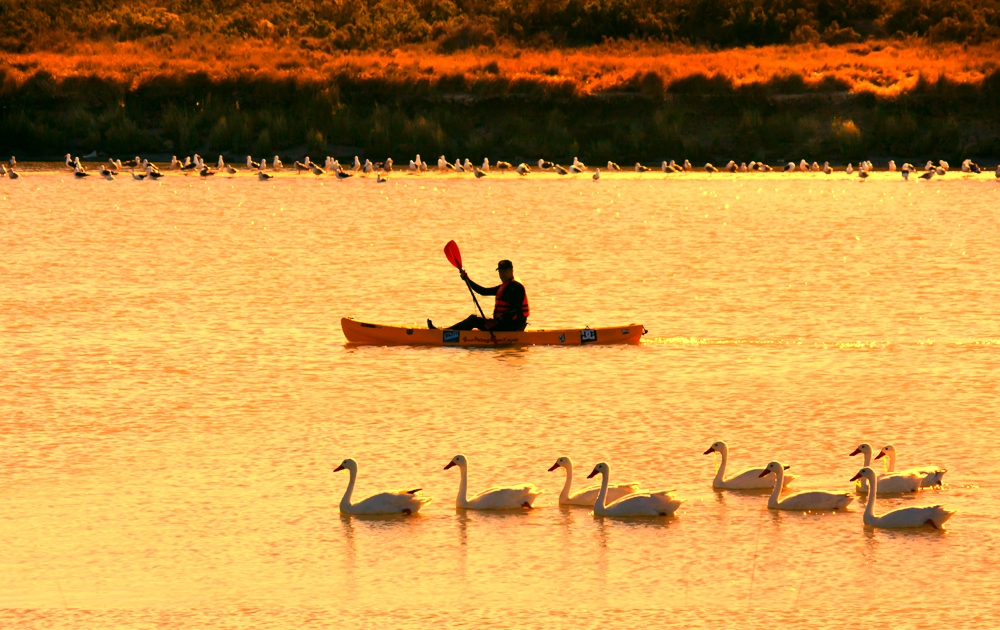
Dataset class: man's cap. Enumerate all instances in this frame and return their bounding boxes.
[496,259,513,270]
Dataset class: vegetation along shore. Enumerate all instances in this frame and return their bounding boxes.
[2,40,1000,162]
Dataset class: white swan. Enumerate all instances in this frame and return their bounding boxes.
[875,445,946,487]
[704,441,796,490]
[849,444,921,494]
[444,454,542,509]
[587,462,682,517]
[334,458,432,515]
[549,456,638,506]
[760,462,853,511]
[851,468,955,529]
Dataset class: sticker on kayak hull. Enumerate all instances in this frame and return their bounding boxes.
[581,329,598,344]
[443,330,460,343]
[621,328,630,335]
[558,333,566,343]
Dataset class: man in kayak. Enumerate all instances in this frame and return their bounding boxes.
[428,259,530,331]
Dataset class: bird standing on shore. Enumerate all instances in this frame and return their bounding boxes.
[377,172,389,183]
[635,163,651,172]
[257,170,273,181]
[919,170,934,180]
[537,159,554,171]
[273,156,283,169]
[310,162,326,176]
[608,161,621,171]
[145,165,164,179]
[846,163,854,174]
[705,163,718,173]
[516,163,531,176]
[224,164,239,176]
[8,167,19,180]
[593,168,600,181]
[784,161,794,172]
[888,160,897,172]
[246,156,260,170]
[481,158,490,172]
[473,167,486,179]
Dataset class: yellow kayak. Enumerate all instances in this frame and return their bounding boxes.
[342,318,645,347]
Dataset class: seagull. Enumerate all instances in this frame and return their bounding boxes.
[607,161,622,172]
[260,159,268,171]
[924,160,935,171]
[385,158,393,171]
[935,166,946,176]
[859,169,869,180]
[846,163,854,174]
[181,158,198,172]
[516,163,531,176]
[224,164,239,176]
[101,168,115,181]
[273,156,283,169]
[145,165,164,179]
[705,163,718,173]
[454,161,466,173]
[888,160,897,172]
[799,159,808,171]
[438,156,454,171]
[198,166,215,177]
[130,169,147,180]
[473,167,486,179]
[409,160,418,172]
[9,156,17,167]
[538,159,554,170]
[354,156,362,171]
[171,156,181,169]
[902,169,909,181]
[995,165,1000,178]
[0,164,6,177]
[635,163,651,172]
[684,159,692,171]
[310,163,326,176]
[738,162,748,173]
[823,162,832,174]
[724,160,736,172]
[8,167,19,180]
[481,158,490,172]
[65,154,74,169]
[246,156,260,170]
[463,158,473,171]
[497,161,512,173]
[415,154,423,170]
[572,157,586,171]
[217,156,225,169]
[554,164,569,175]
[336,168,353,179]
[257,171,273,181]
[377,172,389,183]
[592,168,600,181]
[939,160,949,171]
[784,161,795,172]
[919,170,934,180]
[294,161,309,174]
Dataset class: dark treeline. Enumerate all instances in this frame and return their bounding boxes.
[3,68,999,161]
[2,0,999,51]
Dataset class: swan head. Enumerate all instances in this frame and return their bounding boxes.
[587,462,609,479]
[703,441,728,456]
[851,467,875,483]
[874,445,895,461]
[444,454,467,470]
[334,458,357,473]
[548,456,571,472]
[850,443,872,458]
[759,461,787,478]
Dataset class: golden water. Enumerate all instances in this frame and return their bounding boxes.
[2,172,998,628]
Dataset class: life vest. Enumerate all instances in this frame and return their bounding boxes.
[493,280,530,320]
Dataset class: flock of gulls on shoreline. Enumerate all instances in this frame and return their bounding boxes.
[1,154,998,182]
[335,441,955,530]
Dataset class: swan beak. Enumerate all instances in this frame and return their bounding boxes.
[783,465,791,470]
[334,465,345,472]
[758,470,770,478]
[849,447,862,456]
[548,462,561,472]
[587,468,599,479]
[874,451,886,461]
[444,461,456,470]
[850,472,863,482]
[703,447,715,455]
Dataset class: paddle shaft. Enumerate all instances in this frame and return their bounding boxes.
[463,276,488,320]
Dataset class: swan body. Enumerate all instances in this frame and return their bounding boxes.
[445,455,542,509]
[549,456,638,506]
[876,445,946,487]
[852,468,955,529]
[704,441,796,490]
[849,443,922,494]
[760,462,853,511]
[587,462,682,517]
[334,458,431,515]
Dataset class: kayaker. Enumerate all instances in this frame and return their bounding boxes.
[428,259,530,331]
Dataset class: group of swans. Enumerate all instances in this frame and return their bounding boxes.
[334,441,953,529]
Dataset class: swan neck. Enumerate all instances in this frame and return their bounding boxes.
[864,475,878,524]
[457,463,469,507]
[767,469,784,508]
[887,451,896,472]
[559,463,573,502]
[594,470,610,514]
[714,449,728,484]
[340,466,357,510]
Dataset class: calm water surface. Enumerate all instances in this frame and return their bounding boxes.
[1,172,998,629]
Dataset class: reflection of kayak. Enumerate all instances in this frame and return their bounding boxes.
[342,318,645,347]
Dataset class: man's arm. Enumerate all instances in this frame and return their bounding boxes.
[461,272,499,296]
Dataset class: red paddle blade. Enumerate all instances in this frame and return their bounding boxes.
[443,240,463,269]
